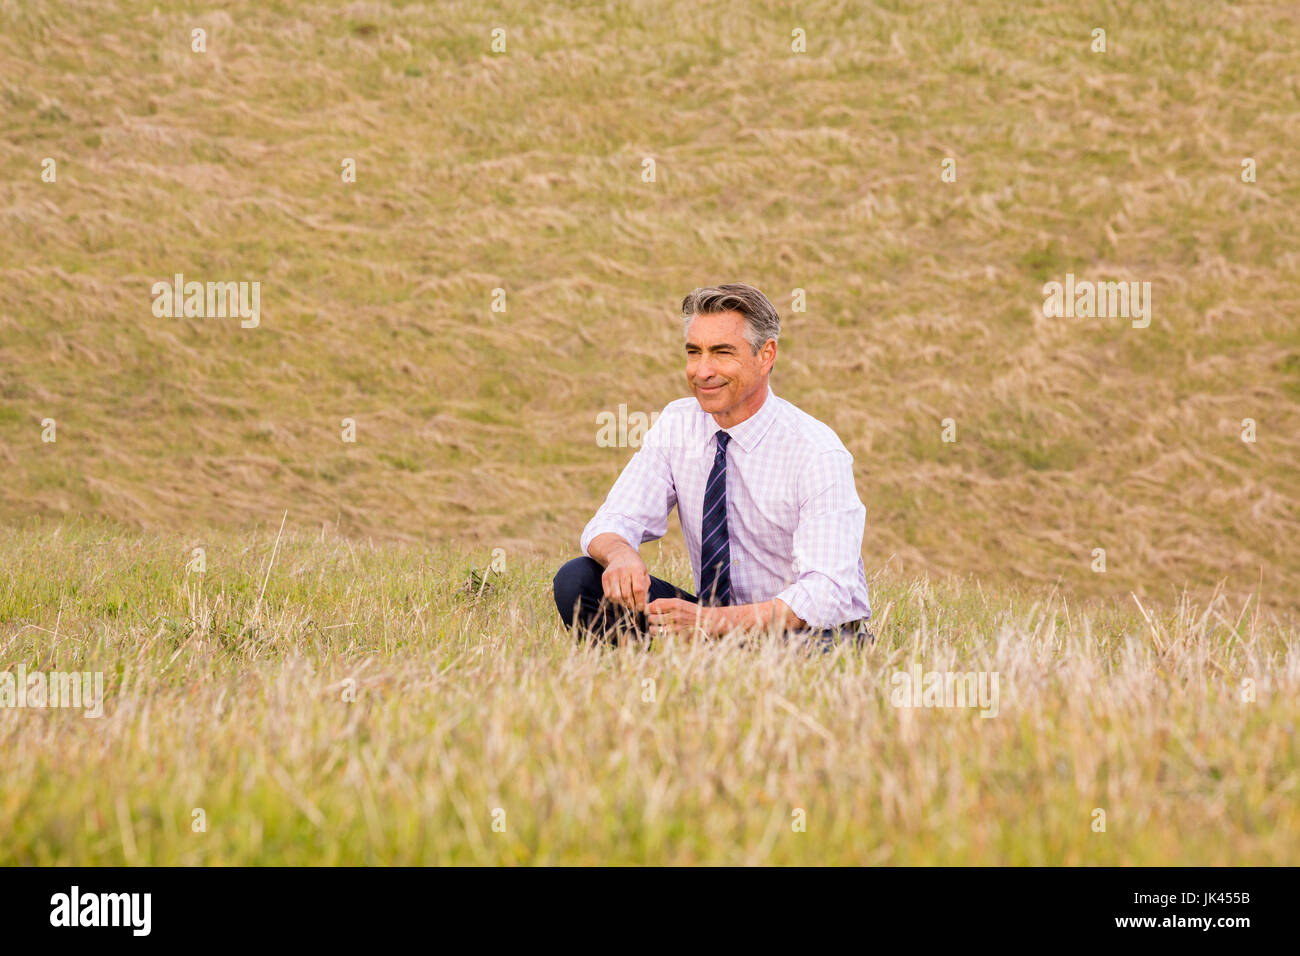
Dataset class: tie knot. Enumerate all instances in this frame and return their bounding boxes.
[715,431,731,452]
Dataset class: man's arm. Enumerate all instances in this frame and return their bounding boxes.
[767,448,867,629]
[643,594,804,636]
[710,598,806,633]
[580,410,677,612]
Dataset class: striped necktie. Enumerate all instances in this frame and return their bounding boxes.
[699,430,732,606]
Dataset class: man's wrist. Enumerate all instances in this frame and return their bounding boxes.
[771,598,806,631]
[701,604,733,637]
[700,602,768,636]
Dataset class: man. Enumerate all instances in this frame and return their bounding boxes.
[553,283,873,649]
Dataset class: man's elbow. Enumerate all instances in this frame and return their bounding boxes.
[787,576,859,629]
[772,598,807,630]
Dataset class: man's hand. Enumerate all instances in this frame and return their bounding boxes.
[645,597,709,638]
[590,534,651,612]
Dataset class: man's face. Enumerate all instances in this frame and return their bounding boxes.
[684,310,776,424]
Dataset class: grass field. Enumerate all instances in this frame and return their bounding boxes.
[2,521,1296,865]
[1,0,1298,864]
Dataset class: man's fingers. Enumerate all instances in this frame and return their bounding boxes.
[619,570,638,608]
[631,573,650,611]
[603,560,651,611]
[604,569,636,608]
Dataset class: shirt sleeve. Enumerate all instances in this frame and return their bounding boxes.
[580,410,678,557]
[772,448,866,628]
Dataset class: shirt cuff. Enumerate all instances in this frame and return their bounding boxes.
[580,518,645,558]
[773,577,857,630]
[773,581,821,629]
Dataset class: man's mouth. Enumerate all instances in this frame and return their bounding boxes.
[697,382,726,393]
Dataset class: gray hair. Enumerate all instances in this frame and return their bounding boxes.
[680,283,781,354]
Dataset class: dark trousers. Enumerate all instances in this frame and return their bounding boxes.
[552,556,873,651]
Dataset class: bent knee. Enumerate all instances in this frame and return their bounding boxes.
[553,556,603,606]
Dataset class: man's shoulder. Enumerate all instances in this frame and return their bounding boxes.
[769,394,853,458]
[643,396,706,450]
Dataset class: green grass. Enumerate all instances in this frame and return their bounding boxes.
[0,521,1296,864]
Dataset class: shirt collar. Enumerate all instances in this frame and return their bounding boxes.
[707,385,779,454]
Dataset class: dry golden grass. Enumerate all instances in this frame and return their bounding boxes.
[0,0,1297,610]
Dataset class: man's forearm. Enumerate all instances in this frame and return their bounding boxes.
[703,599,805,635]
[587,532,638,568]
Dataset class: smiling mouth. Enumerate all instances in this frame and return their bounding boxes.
[697,383,726,392]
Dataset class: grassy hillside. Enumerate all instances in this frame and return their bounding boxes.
[1,1,1299,865]
[1,0,1298,611]
[2,523,1296,865]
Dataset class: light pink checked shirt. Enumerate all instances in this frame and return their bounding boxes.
[580,386,872,629]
